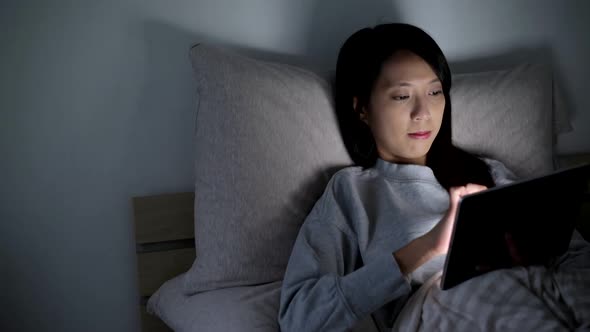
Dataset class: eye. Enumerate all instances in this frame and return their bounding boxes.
[392,95,409,101]
[429,90,443,96]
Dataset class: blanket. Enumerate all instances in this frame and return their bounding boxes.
[392,232,590,331]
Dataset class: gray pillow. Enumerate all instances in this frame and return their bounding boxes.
[451,63,569,178]
[183,44,352,294]
[149,274,282,332]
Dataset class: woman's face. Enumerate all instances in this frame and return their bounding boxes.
[358,50,445,166]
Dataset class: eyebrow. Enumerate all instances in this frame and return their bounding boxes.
[384,78,441,88]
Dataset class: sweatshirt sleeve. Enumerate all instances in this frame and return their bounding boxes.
[278,183,412,332]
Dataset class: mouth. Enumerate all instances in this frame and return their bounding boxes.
[408,131,432,139]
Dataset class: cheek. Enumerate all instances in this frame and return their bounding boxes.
[433,100,446,123]
[368,109,399,136]
[378,113,408,140]
[375,107,403,129]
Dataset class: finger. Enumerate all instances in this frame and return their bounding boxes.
[464,183,488,195]
[465,183,487,192]
[449,186,466,206]
[450,186,467,197]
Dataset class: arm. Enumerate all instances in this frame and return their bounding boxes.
[278,198,411,332]
[394,184,489,275]
[394,234,440,275]
[397,158,514,273]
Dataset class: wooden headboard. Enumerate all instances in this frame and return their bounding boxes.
[131,154,590,332]
[133,192,196,332]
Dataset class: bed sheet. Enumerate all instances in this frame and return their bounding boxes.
[393,231,590,331]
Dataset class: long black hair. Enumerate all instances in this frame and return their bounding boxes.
[334,23,495,190]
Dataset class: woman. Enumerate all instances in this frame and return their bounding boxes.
[278,23,584,332]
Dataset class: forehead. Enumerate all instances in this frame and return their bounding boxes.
[377,50,439,85]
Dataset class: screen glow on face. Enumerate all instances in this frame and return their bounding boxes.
[361,50,445,165]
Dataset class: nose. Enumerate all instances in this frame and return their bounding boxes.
[410,96,431,121]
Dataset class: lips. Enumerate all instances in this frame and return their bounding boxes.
[408,131,431,139]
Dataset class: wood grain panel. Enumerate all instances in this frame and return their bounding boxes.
[133,192,195,244]
[137,248,196,297]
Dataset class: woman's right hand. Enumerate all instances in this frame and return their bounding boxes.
[393,183,487,275]
[427,184,488,256]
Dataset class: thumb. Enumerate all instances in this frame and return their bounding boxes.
[449,186,466,205]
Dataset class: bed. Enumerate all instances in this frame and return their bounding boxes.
[132,43,590,332]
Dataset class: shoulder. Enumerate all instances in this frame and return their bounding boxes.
[330,165,367,185]
[325,164,379,197]
[305,165,374,232]
[480,157,519,186]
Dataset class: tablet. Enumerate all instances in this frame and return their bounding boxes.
[440,162,590,291]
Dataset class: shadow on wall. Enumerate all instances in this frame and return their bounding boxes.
[128,20,199,198]
[303,0,402,71]
[449,45,574,125]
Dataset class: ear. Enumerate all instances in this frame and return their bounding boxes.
[353,97,369,125]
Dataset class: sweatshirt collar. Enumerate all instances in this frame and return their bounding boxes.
[374,158,438,182]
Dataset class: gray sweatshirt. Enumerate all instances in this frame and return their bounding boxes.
[278,157,517,332]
